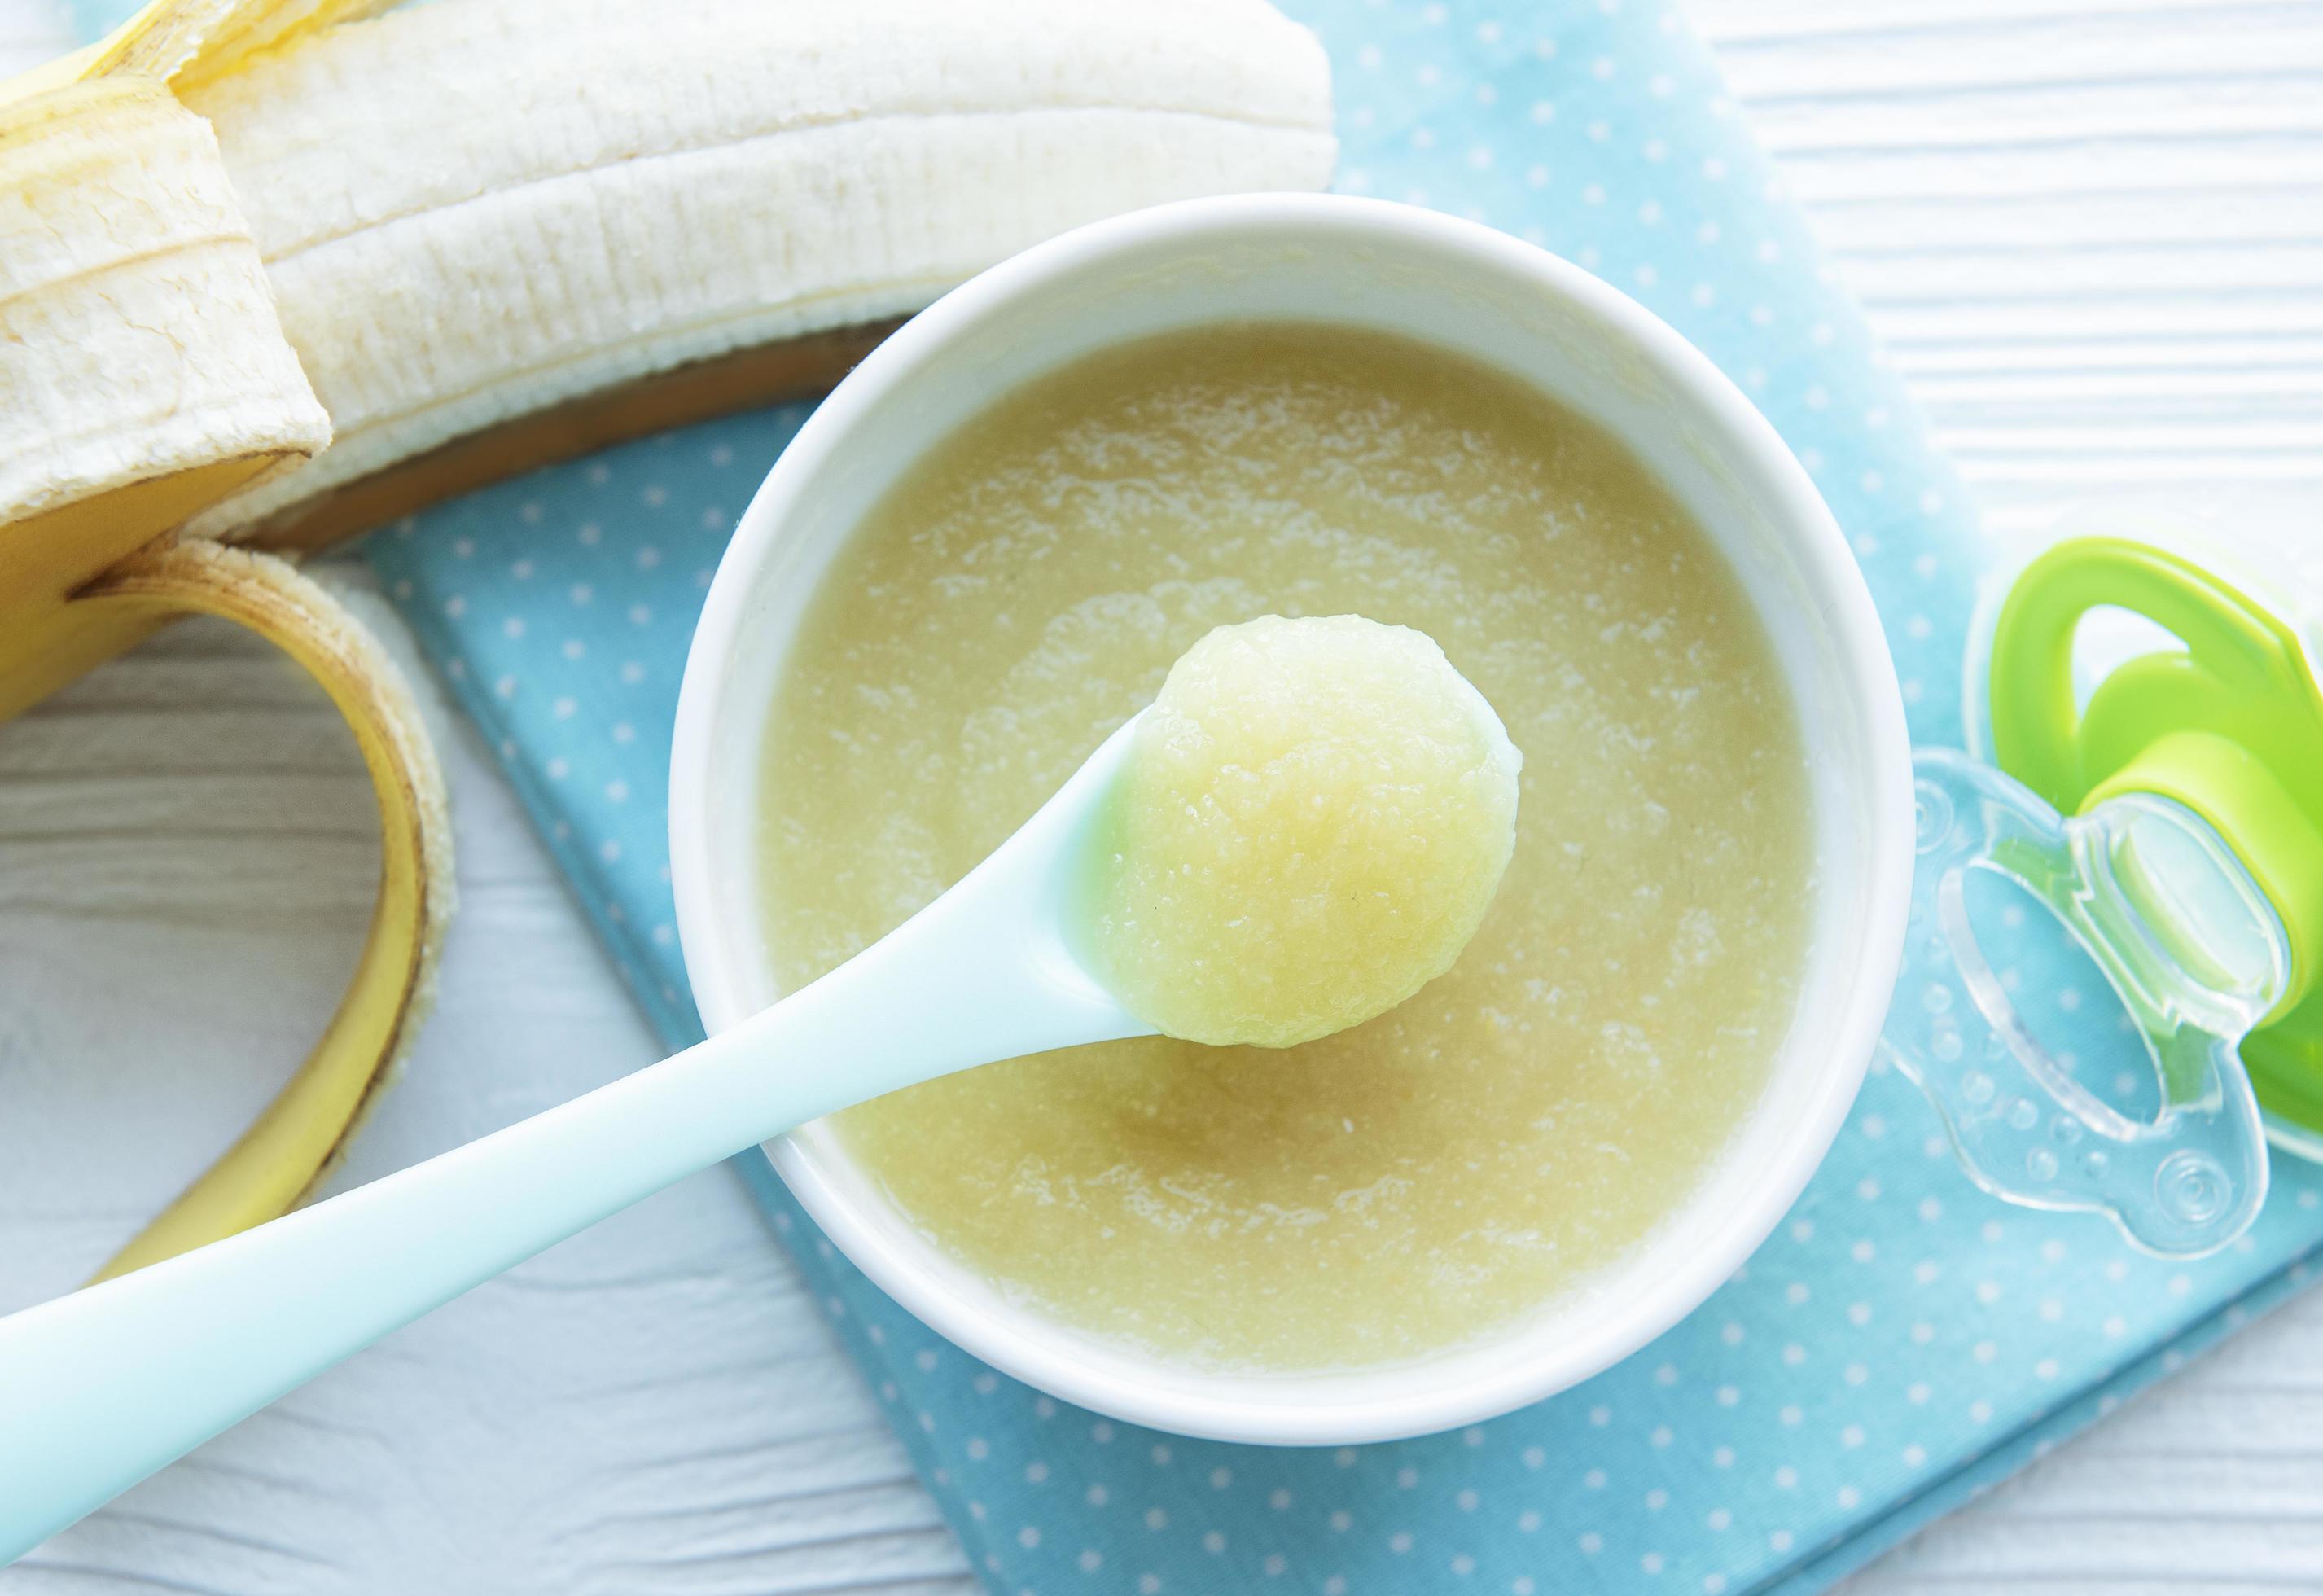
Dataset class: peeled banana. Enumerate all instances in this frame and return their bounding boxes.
[178,0,1337,543]
[2,0,1331,1271]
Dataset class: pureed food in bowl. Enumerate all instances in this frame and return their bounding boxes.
[755,322,1814,1370]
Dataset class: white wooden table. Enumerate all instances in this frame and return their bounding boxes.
[4,1,2320,1589]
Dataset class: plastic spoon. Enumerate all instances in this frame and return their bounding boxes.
[0,715,1158,1563]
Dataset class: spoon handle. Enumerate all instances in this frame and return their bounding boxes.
[0,722,1148,1564]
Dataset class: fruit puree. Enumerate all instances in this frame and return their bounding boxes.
[756,324,1813,1370]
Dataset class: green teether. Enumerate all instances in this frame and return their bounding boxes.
[1987,535,2323,1134]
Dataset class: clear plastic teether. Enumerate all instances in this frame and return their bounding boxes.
[1887,748,2287,1256]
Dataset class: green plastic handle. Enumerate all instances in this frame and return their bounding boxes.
[1987,537,2323,1024]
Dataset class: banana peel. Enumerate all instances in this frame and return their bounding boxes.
[70,542,455,1282]
[2,0,1332,1275]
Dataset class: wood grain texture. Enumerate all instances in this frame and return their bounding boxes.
[2,1,2318,1590]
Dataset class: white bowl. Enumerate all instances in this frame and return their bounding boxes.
[670,194,1913,1445]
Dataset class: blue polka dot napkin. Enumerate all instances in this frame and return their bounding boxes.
[348,2,2323,1592]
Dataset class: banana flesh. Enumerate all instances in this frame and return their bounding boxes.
[0,75,323,527]
[0,71,328,713]
[178,0,1337,540]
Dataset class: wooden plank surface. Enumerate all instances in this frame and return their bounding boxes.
[2,1,2319,1589]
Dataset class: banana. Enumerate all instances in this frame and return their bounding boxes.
[0,71,327,712]
[2,5,445,1279]
[2,0,1330,1269]
[178,0,1338,544]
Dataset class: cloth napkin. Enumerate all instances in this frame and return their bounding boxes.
[347,2,2323,1592]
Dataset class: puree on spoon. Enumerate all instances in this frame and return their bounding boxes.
[1084,615,1521,1049]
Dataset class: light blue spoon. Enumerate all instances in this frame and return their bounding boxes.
[0,716,1157,1563]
